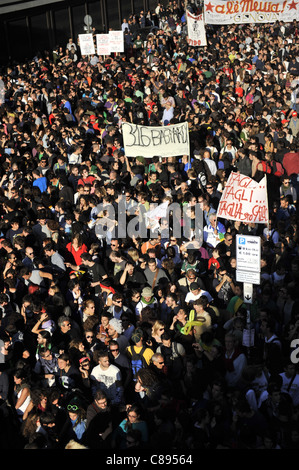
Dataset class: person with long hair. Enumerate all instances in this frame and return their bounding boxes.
[66,233,87,268]
[61,400,87,445]
[68,338,87,368]
[134,368,164,411]
[13,369,32,421]
[35,330,52,360]
[23,387,49,421]
[149,320,166,351]
[45,284,66,321]
[112,403,148,448]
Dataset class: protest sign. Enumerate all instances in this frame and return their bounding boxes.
[204,0,298,24]
[187,11,207,47]
[122,122,190,158]
[78,33,95,55]
[96,34,110,56]
[216,172,268,224]
[145,201,170,232]
[146,202,169,222]
[109,30,124,53]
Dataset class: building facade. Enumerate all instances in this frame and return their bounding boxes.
[0,0,158,64]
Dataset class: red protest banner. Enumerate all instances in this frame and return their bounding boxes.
[216,172,269,224]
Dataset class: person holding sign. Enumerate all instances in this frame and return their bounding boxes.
[203,214,226,253]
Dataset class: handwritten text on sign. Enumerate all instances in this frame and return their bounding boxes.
[216,172,268,224]
[96,34,110,56]
[122,122,190,158]
[187,12,207,47]
[78,34,95,56]
[204,0,298,24]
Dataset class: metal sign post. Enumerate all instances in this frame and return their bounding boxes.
[236,235,261,360]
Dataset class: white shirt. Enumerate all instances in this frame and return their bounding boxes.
[203,158,217,176]
[185,289,213,304]
[68,153,82,165]
[225,352,247,387]
[90,363,123,405]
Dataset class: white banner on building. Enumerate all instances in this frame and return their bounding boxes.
[204,0,298,24]
[78,33,95,55]
[187,11,207,47]
[96,34,110,56]
[109,30,124,53]
[122,122,190,158]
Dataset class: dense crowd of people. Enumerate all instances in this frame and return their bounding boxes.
[0,0,299,451]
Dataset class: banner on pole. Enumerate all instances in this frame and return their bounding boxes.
[96,34,110,56]
[78,34,95,55]
[204,0,298,24]
[186,11,207,46]
[122,122,190,158]
[216,172,268,224]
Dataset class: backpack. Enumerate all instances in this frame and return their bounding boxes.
[271,160,287,178]
[130,346,147,379]
[258,160,272,174]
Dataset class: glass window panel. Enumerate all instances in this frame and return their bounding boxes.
[133,0,144,14]
[54,8,71,48]
[30,13,49,56]
[0,23,9,64]
[120,0,132,22]
[7,18,30,60]
[72,4,87,38]
[107,0,120,30]
[87,0,104,33]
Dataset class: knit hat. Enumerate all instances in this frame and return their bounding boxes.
[142,287,153,298]
[131,328,143,344]
[109,318,123,335]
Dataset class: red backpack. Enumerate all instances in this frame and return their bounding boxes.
[271,160,287,178]
[258,160,272,174]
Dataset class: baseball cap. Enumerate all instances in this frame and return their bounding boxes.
[190,282,199,291]
[281,119,289,124]
[292,111,297,117]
